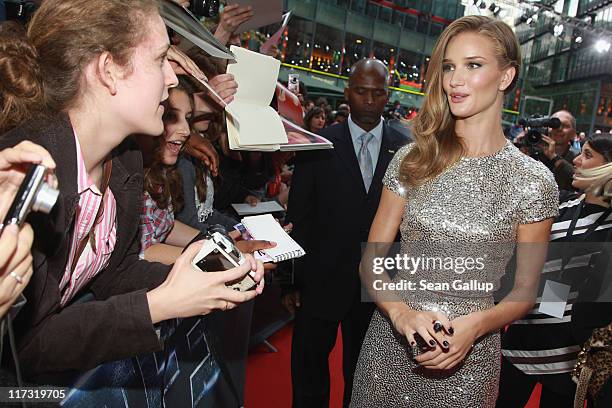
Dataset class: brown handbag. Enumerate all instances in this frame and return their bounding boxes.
[572,322,612,408]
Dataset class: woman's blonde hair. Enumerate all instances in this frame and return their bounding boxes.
[400,15,520,187]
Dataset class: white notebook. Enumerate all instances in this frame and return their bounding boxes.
[241,214,305,262]
[226,45,287,151]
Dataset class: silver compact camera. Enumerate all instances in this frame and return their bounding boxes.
[2,164,59,228]
[288,74,300,94]
[191,231,257,292]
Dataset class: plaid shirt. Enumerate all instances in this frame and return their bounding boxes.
[59,133,117,306]
[139,190,174,259]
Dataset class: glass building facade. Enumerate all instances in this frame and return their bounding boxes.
[258,0,466,109]
[516,0,612,133]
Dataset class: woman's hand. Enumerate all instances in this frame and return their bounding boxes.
[0,141,55,318]
[167,45,238,107]
[214,4,254,45]
[415,312,483,370]
[281,290,300,314]
[185,135,219,176]
[234,239,276,254]
[0,141,56,219]
[541,135,557,160]
[244,195,259,206]
[388,303,453,350]
[167,45,207,81]
[0,224,34,317]
[234,238,277,271]
[207,74,238,106]
[147,243,265,323]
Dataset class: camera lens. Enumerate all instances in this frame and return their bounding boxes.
[32,183,60,214]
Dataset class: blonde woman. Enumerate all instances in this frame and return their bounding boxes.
[351,16,558,407]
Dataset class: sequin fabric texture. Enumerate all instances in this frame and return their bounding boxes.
[351,141,559,407]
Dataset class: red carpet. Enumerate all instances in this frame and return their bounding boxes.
[245,323,542,408]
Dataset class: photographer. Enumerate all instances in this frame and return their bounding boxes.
[541,110,579,191]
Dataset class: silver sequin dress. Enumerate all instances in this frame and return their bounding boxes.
[351,140,559,407]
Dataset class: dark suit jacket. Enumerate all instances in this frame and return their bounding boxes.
[286,121,409,321]
[0,114,171,378]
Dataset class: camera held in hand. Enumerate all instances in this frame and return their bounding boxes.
[2,164,59,230]
[192,229,257,292]
[515,115,561,160]
[189,0,220,18]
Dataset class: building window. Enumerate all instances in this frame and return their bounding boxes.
[343,32,372,75]
[282,17,315,69]
[372,41,396,76]
[417,15,429,34]
[365,1,379,18]
[392,10,405,26]
[551,55,568,83]
[396,49,423,89]
[430,23,444,37]
[417,0,433,14]
[311,23,345,74]
[350,0,366,13]
[404,14,418,30]
[378,5,392,22]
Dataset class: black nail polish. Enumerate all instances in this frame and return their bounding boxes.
[429,340,436,346]
[433,322,443,332]
[448,327,455,335]
[410,341,416,346]
[443,341,449,348]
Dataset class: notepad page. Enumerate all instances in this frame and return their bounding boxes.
[242,214,305,261]
[227,45,280,106]
[227,102,287,146]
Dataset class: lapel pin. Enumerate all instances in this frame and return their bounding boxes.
[388,150,395,153]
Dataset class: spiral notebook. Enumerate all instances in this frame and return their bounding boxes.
[241,214,305,262]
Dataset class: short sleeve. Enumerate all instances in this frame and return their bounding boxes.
[517,166,559,224]
[382,143,414,198]
[138,191,175,259]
